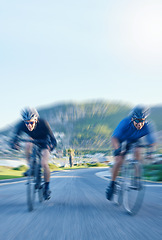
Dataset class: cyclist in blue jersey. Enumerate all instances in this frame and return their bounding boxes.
[106,105,156,201]
[10,107,57,200]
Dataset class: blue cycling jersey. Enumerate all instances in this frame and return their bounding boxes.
[112,116,156,144]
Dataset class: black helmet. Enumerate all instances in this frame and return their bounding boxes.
[131,105,149,120]
[21,107,39,121]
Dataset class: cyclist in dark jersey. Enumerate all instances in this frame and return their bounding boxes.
[11,107,57,200]
[106,106,156,201]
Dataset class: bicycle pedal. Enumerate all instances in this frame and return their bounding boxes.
[129,185,142,190]
[46,196,51,200]
[129,186,138,190]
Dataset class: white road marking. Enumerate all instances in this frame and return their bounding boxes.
[95,171,162,187]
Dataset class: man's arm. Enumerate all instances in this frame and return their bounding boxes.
[112,137,120,149]
[111,118,128,156]
[111,137,122,156]
[10,122,23,149]
[44,121,57,151]
[144,122,157,158]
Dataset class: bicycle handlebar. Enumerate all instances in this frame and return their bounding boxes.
[121,144,153,156]
[17,137,47,145]
[136,144,152,148]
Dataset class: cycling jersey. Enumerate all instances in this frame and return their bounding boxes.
[12,118,57,150]
[112,116,156,145]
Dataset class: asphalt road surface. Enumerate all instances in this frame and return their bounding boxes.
[0,168,162,240]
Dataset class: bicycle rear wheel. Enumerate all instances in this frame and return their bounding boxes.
[27,163,37,211]
[123,161,145,215]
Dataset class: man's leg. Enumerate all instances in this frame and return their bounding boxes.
[41,149,50,182]
[24,142,33,176]
[41,149,51,200]
[133,147,142,187]
[112,155,124,181]
[134,147,141,161]
[106,155,124,200]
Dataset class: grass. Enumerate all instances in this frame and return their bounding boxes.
[60,166,88,170]
[0,166,27,180]
[1,163,161,182]
[0,162,108,180]
[86,162,107,167]
[62,162,108,170]
[143,164,162,182]
[0,164,61,180]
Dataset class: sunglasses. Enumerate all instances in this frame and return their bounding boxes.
[134,118,145,123]
[25,121,35,125]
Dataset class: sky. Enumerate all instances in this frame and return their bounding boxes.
[0,0,162,130]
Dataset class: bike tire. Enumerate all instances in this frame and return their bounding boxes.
[37,165,44,203]
[27,164,37,212]
[123,161,145,215]
[38,184,44,203]
[113,177,123,206]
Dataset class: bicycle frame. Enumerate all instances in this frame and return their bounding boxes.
[18,138,46,211]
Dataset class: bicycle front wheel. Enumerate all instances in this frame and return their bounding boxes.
[113,177,123,206]
[123,161,145,215]
[27,165,37,211]
[37,165,44,203]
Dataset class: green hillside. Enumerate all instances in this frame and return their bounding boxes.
[37,101,162,149]
[0,101,161,150]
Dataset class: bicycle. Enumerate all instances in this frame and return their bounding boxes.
[113,144,150,215]
[18,138,47,211]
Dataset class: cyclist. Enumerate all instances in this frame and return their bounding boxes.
[106,105,156,201]
[10,107,57,200]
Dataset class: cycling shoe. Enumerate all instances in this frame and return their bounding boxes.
[43,189,51,200]
[106,182,115,201]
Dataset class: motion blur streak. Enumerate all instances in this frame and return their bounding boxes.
[0,168,161,240]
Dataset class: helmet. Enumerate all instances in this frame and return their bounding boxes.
[21,107,39,121]
[131,105,149,120]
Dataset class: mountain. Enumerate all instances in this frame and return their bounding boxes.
[37,101,162,149]
[0,101,162,150]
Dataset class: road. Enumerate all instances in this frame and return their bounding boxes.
[0,168,162,240]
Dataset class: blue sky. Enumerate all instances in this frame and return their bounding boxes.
[0,0,162,129]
